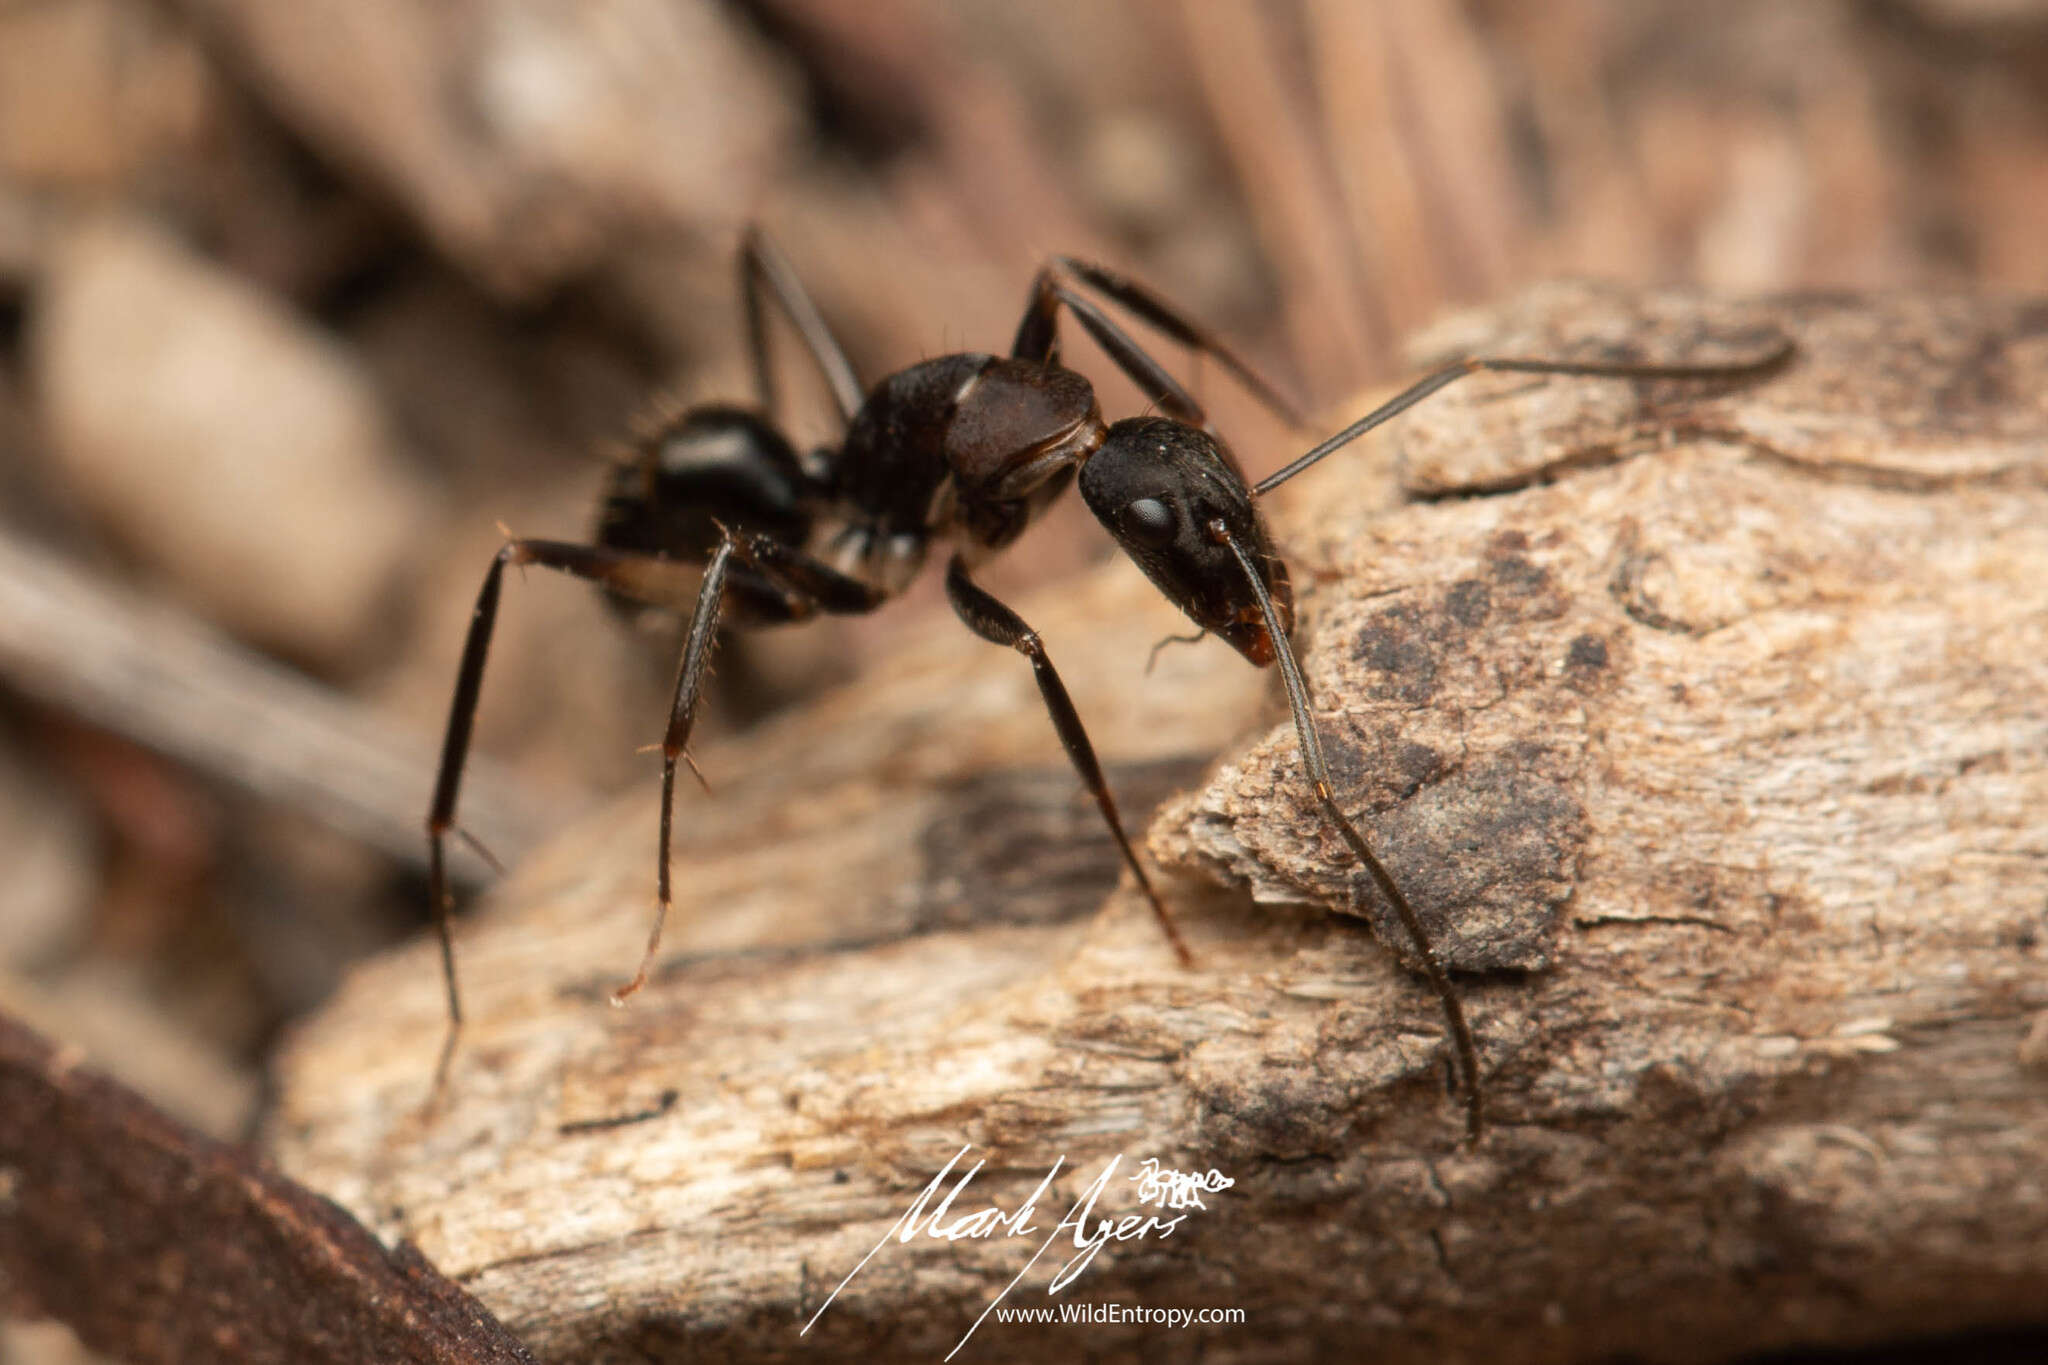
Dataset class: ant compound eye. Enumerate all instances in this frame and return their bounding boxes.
[1117,497,1177,547]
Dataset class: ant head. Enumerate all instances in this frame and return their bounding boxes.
[1080,416,1293,665]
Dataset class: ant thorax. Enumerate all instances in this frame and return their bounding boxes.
[818,353,1101,591]
[818,521,930,594]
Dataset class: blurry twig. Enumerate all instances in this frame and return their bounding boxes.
[0,525,568,878]
[745,0,1107,266]
[1173,0,1382,399]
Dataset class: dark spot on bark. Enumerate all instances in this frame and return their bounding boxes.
[1350,605,1437,705]
[1933,333,2013,415]
[1442,578,1491,631]
[1489,553,1550,597]
[1772,288,1862,311]
[1325,733,1447,806]
[1867,771,1933,797]
[1245,1154,1358,1209]
[1322,731,1368,790]
[1958,750,2009,777]
[1344,756,1585,971]
[2014,300,2048,338]
[1567,633,1609,672]
[1190,1069,1354,1161]
[557,1088,680,1136]
[1396,743,1444,798]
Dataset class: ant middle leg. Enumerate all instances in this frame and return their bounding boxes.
[943,554,1195,967]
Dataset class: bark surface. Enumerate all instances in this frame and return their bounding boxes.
[270,286,2048,1363]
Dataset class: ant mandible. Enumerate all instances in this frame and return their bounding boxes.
[426,229,1792,1142]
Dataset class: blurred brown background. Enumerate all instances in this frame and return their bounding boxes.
[2,1,2047,1356]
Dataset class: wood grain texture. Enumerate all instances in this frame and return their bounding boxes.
[270,287,2048,1363]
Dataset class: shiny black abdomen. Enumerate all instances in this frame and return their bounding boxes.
[597,405,816,560]
[595,405,820,623]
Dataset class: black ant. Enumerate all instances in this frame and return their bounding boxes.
[426,230,1791,1142]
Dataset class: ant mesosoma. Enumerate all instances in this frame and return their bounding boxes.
[426,229,1791,1141]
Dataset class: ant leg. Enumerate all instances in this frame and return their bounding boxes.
[1013,262,1306,433]
[618,538,734,1008]
[1010,266,1064,370]
[943,554,1195,967]
[1213,524,1484,1144]
[426,538,743,1039]
[1253,338,1795,496]
[740,226,864,425]
[1051,256,1306,429]
[430,532,885,1034]
[1144,630,1207,675]
[1013,268,1209,429]
[615,528,886,1005]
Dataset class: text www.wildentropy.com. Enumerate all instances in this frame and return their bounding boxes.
[992,1303,1244,1328]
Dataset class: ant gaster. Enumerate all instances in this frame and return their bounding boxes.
[427,230,1792,1142]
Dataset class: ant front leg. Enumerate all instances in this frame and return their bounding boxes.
[943,554,1195,967]
[425,535,881,1048]
[616,528,885,1006]
[427,539,708,1035]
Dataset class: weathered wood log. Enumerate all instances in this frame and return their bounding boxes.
[270,287,2048,1363]
[0,1009,538,1364]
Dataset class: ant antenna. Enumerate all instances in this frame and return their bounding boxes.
[1252,340,1795,498]
[1215,519,1484,1144]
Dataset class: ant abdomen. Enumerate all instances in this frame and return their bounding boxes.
[595,405,818,622]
